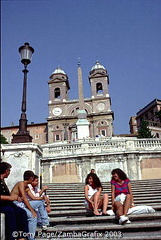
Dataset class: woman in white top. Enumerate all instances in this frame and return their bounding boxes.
[84,173,108,216]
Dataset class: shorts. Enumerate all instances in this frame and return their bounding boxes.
[114,193,127,204]
[84,199,91,210]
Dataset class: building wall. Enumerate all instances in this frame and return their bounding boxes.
[1,127,18,143]
[52,162,79,183]
[137,99,161,126]
[1,123,47,145]
[140,156,161,179]
[129,99,161,137]
[47,99,114,143]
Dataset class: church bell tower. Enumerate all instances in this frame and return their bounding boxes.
[88,61,114,137]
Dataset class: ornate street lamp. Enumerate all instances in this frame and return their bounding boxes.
[12,42,34,143]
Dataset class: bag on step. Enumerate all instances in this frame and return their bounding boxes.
[106,205,155,216]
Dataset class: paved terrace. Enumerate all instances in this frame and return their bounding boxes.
[36,179,161,240]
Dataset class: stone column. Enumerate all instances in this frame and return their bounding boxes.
[126,153,140,180]
[42,161,52,183]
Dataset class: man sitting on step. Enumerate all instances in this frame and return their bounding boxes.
[11,170,49,240]
[26,174,51,227]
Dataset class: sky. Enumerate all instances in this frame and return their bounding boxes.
[1,0,161,135]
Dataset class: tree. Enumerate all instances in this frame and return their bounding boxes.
[0,134,8,144]
[137,120,154,138]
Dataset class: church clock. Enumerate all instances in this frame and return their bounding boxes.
[53,107,62,116]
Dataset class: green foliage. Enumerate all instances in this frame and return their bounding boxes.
[0,134,8,144]
[137,120,154,138]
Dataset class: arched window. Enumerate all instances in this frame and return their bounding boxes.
[54,88,61,99]
[71,108,88,116]
[71,107,79,116]
[96,83,103,94]
[101,129,106,136]
[55,134,60,141]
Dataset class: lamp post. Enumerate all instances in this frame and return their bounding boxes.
[12,42,34,143]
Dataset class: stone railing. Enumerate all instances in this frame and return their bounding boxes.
[41,138,161,159]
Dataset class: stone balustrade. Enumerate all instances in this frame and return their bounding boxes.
[1,138,161,183]
[41,137,161,159]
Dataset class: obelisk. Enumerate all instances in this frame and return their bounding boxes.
[76,59,90,139]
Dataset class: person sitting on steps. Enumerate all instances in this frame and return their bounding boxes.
[27,174,51,213]
[111,168,134,225]
[84,172,108,216]
[11,170,49,240]
[26,174,51,228]
[0,162,28,240]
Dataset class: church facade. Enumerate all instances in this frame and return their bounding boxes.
[47,61,114,143]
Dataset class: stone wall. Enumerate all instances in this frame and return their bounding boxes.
[140,156,161,179]
[1,138,161,185]
[41,137,161,183]
[1,143,42,190]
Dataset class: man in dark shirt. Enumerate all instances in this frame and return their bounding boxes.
[0,162,29,240]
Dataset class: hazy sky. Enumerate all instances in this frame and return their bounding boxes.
[1,0,161,134]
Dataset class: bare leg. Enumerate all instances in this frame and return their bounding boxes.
[102,194,108,214]
[93,192,101,215]
[123,194,132,216]
[114,201,123,218]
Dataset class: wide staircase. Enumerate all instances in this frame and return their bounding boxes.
[36,179,161,240]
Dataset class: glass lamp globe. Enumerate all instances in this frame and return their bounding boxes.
[19,42,34,65]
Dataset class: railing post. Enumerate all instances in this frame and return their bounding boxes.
[126,140,135,150]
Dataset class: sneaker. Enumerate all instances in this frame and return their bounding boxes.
[42,225,49,230]
[126,220,131,224]
[119,215,129,225]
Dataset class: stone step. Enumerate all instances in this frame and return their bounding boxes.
[49,196,161,203]
[48,211,161,225]
[45,181,161,189]
[36,231,161,240]
[49,202,161,209]
[48,197,161,205]
[48,204,161,212]
[47,185,161,191]
[36,179,161,239]
[47,181,161,185]
[47,189,161,194]
[50,199,161,204]
[49,194,161,200]
[46,179,161,184]
[47,187,161,191]
[48,205,161,217]
[48,193,161,199]
[48,188,161,194]
[45,178,161,216]
[36,219,161,235]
